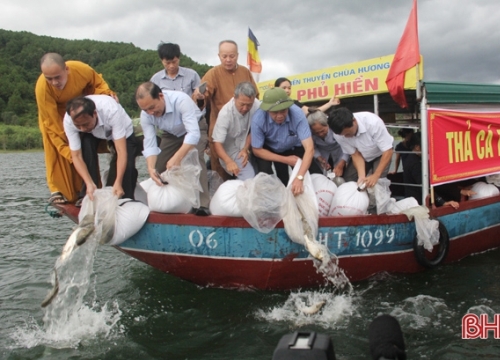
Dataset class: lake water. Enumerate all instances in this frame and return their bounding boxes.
[1,151,499,359]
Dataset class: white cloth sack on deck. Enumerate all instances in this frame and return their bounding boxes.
[235,173,287,233]
[485,173,500,187]
[372,177,397,214]
[209,180,244,216]
[140,178,154,192]
[470,181,500,200]
[133,182,148,205]
[146,148,202,213]
[282,159,319,245]
[79,191,149,246]
[101,169,148,205]
[329,181,369,216]
[147,184,192,213]
[109,199,150,246]
[310,173,337,217]
[401,205,439,252]
[388,197,420,214]
[158,148,202,208]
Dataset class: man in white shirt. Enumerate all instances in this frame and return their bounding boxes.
[135,81,210,216]
[212,82,260,180]
[328,107,394,188]
[64,95,138,203]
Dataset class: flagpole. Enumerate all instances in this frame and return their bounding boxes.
[415,63,421,100]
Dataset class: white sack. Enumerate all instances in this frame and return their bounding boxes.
[470,181,500,200]
[329,181,369,216]
[310,173,337,217]
[388,197,420,214]
[109,199,150,246]
[373,178,396,215]
[159,149,202,208]
[485,173,500,187]
[134,182,148,205]
[147,183,192,213]
[209,180,244,216]
[140,178,155,193]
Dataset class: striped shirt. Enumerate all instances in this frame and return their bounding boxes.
[150,67,201,96]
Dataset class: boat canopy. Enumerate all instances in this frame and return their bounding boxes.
[424,81,500,105]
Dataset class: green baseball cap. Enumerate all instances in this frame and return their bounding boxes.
[260,87,294,111]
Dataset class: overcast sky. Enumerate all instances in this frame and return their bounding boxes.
[2,0,499,84]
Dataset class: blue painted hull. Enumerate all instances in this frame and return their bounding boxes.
[110,196,500,290]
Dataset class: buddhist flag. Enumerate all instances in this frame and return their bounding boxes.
[385,0,420,109]
[247,28,262,82]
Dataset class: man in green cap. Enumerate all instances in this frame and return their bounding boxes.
[251,87,322,196]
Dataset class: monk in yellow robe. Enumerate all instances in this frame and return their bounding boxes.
[193,40,258,180]
[35,53,116,203]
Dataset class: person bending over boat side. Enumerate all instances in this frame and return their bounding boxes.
[212,82,260,180]
[150,42,201,97]
[306,107,353,177]
[36,53,118,204]
[64,96,138,204]
[192,40,259,181]
[275,77,339,116]
[404,132,476,209]
[135,82,210,216]
[327,107,394,188]
[389,128,414,175]
[251,87,323,196]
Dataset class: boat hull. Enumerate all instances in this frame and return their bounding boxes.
[56,196,500,290]
[50,195,500,290]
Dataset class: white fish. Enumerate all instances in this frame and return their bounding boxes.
[296,300,326,315]
[59,216,95,261]
[42,215,95,307]
[304,234,324,261]
[41,270,59,308]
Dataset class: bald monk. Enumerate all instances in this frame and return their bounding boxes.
[35,53,117,203]
[193,40,258,180]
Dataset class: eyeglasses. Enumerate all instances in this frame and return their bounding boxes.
[268,99,292,112]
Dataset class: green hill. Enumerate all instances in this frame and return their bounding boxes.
[0,28,212,150]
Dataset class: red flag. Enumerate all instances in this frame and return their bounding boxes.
[385,0,420,108]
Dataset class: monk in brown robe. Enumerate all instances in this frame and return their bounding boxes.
[193,40,258,180]
[35,53,116,203]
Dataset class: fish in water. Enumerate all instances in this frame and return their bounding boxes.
[41,270,59,308]
[59,216,95,261]
[296,300,326,315]
[42,215,95,307]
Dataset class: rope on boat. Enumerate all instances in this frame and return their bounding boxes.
[44,203,63,218]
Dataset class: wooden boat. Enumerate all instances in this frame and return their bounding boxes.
[55,57,500,291]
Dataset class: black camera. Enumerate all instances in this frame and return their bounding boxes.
[272,315,406,360]
[272,331,335,360]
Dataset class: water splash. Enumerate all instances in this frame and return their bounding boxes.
[255,290,355,329]
[389,295,455,330]
[11,301,122,349]
[12,213,122,349]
